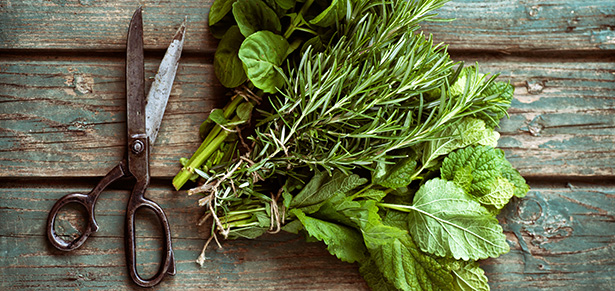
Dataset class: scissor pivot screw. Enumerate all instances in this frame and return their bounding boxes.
[131,140,144,154]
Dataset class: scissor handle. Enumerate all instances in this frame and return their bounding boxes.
[46,192,99,251]
[46,163,126,251]
[125,182,176,288]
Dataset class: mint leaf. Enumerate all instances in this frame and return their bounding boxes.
[313,191,362,228]
[359,258,399,291]
[421,118,499,169]
[367,229,454,290]
[441,145,503,197]
[441,145,523,208]
[346,203,454,290]
[407,179,509,260]
[476,177,515,210]
[500,160,530,198]
[451,261,490,291]
[291,209,367,263]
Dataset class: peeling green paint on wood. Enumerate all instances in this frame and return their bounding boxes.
[1,54,613,178]
[1,1,614,52]
[0,183,613,290]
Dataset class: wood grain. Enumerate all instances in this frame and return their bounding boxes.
[1,0,614,52]
[1,0,614,289]
[1,182,613,290]
[1,54,613,178]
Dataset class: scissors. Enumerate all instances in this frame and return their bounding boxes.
[46,7,185,287]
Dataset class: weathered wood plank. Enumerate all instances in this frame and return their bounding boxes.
[473,54,615,177]
[424,0,615,51]
[0,182,613,289]
[0,0,613,52]
[1,54,613,178]
[0,182,369,290]
[0,54,227,178]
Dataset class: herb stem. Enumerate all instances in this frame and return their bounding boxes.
[377,202,418,213]
[221,219,259,229]
[283,0,314,39]
[172,123,233,190]
[225,207,266,216]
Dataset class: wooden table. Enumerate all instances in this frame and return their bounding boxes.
[1,0,614,289]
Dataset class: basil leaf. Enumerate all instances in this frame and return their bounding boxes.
[407,179,509,260]
[232,0,281,37]
[214,26,248,88]
[208,108,229,126]
[209,0,238,27]
[309,0,347,27]
[274,0,295,10]
[238,30,290,93]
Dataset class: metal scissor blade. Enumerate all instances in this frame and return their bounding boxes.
[126,7,146,141]
[126,7,149,181]
[145,19,186,146]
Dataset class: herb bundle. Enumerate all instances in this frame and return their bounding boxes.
[174,0,529,289]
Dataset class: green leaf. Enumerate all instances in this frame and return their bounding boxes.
[474,81,514,128]
[238,30,290,93]
[342,202,454,290]
[349,200,407,249]
[373,156,418,189]
[208,108,229,126]
[311,191,361,228]
[236,101,254,121]
[441,145,504,198]
[274,0,295,10]
[281,219,303,233]
[452,261,490,291]
[309,0,347,27]
[449,66,484,98]
[232,0,281,37]
[301,35,326,54]
[290,170,366,211]
[500,160,530,198]
[291,208,367,263]
[214,26,248,88]
[407,179,510,260]
[209,0,238,27]
[367,228,454,290]
[359,258,399,291]
[476,177,515,210]
[355,189,387,201]
[422,118,499,169]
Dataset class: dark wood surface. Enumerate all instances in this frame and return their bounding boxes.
[1,1,614,290]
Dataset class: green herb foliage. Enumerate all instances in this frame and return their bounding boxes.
[177,0,530,290]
